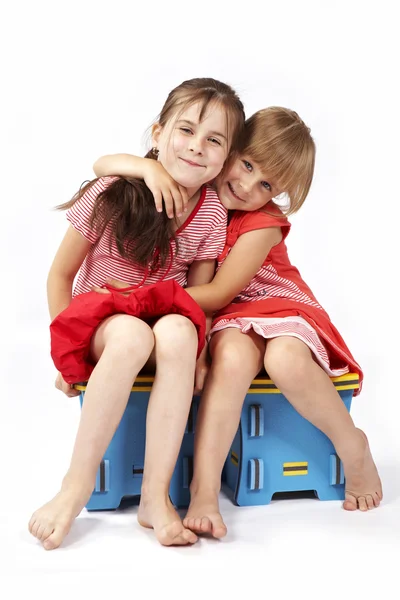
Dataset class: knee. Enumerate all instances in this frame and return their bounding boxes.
[264,337,311,387]
[211,340,256,380]
[105,315,154,359]
[153,315,198,357]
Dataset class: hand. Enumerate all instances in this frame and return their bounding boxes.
[55,372,81,398]
[143,160,189,218]
[193,346,210,396]
[91,278,132,296]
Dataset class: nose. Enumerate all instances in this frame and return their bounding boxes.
[188,135,204,155]
[238,177,253,194]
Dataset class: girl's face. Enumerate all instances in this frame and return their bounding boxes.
[217,156,281,212]
[152,101,230,195]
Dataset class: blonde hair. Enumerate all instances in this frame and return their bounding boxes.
[239,107,316,215]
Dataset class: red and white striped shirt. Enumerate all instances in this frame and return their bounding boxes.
[66,177,227,296]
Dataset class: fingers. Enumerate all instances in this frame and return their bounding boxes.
[179,186,189,213]
[104,279,130,289]
[162,191,175,219]
[153,190,163,215]
[105,278,122,287]
[91,279,130,294]
[55,374,81,398]
[66,389,81,398]
[171,186,189,218]
[154,186,189,219]
[193,366,209,395]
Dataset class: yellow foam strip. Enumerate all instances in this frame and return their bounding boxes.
[74,373,360,393]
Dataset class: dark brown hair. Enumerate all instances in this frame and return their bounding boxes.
[57,78,245,268]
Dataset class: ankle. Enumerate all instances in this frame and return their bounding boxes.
[140,480,170,502]
[190,479,220,497]
[334,429,367,462]
[61,472,96,494]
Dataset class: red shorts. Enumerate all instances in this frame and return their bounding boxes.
[50,280,206,384]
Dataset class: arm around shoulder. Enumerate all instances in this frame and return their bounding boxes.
[93,154,149,178]
[186,226,282,313]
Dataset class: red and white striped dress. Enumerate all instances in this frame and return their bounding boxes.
[67,177,227,295]
[210,206,363,393]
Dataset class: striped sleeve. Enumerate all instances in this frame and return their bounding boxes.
[66,177,117,244]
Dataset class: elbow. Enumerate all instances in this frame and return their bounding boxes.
[202,292,232,313]
[211,296,231,312]
[187,283,233,313]
[47,267,74,289]
[93,154,112,177]
[92,157,103,177]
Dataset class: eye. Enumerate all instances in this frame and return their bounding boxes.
[242,160,253,172]
[179,127,193,134]
[261,181,272,191]
[208,137,222,145]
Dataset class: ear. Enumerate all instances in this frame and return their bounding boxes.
[151,123,162,147]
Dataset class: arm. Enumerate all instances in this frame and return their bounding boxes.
[47,225,92,321]
[186,258,216,330]
[93,154,188,218]
[93,154,152,179]
[186,259,216,394]
[187,258,216,288]
[186,227,282,313]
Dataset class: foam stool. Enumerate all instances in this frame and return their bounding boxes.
[222,373,359,506]
[76,377,198,510]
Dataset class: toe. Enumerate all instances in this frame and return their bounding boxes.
[373,491,382,507]
[357,496,368,511]
[31,518,44,538]
[159,522,198,546]
[199,517,212,533]
[212,521,227,539]
[28,515,35,534]
[41,523,57,542]
[343,492,358,511]
[35,524,48,541]
[183,515,208,534]
[28,517,38,536]
[365,494,375,510]
[43,525,69,550]
[200,517,212,533]
[182,528,198,544]
[158,521,185,546]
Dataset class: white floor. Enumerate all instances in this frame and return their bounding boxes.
[2,331,399,598]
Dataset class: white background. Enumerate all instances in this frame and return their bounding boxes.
[1,0,399,596]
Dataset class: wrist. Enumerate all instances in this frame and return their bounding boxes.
[142,157,155,178]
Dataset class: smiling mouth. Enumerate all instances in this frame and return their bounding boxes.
[180,158,204,168]
[228,182,245,202]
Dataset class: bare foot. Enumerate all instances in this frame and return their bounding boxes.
[28,484,92,550]
[138,494,198,546]
[342,429,383,511]
[183,490,227,539]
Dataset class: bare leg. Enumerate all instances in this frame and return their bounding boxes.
[29,315,155,549]
[264,336,382,511]
[183,329,265,537]
[137,315,199,546]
